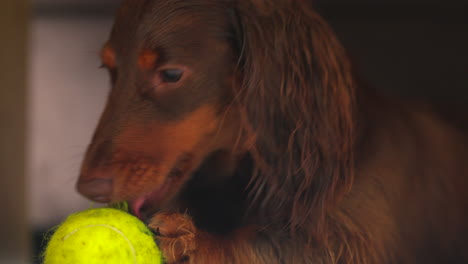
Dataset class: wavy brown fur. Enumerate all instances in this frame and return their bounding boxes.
[234,1,372,262]
[236,0,356,231]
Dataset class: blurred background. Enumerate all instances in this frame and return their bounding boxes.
[0,0,466,263]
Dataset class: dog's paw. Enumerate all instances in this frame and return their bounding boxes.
[149,212,197,264]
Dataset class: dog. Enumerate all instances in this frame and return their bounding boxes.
[77,0,468,263]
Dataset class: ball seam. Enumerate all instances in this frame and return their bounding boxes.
[63,224,138,264]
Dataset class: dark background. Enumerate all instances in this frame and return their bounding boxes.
[0,0,466,263]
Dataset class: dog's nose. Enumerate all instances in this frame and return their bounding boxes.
[76,178,113,203]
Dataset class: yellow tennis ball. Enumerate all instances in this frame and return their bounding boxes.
[43,208,162,264]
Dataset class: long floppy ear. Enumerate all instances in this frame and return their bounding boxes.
[233,0,357,233]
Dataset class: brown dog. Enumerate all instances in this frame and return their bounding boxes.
[77,0,468,263]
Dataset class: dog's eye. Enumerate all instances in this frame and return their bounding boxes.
[160,69,184,83]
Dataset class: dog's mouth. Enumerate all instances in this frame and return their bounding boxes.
[129,154,193,222]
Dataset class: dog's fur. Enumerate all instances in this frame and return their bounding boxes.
[77,0,468,263]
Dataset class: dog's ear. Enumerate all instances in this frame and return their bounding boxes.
[232,0,357,233]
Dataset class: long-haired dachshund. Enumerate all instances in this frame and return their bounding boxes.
[77,0,468,263]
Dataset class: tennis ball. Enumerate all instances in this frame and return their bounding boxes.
[43,207,163,264]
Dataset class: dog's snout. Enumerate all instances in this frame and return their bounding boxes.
[77,178,113,203]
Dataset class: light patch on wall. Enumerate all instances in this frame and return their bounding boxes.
[28,16,112,228]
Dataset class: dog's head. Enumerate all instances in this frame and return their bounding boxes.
[77,0,245,219]
[78,0,356,226]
